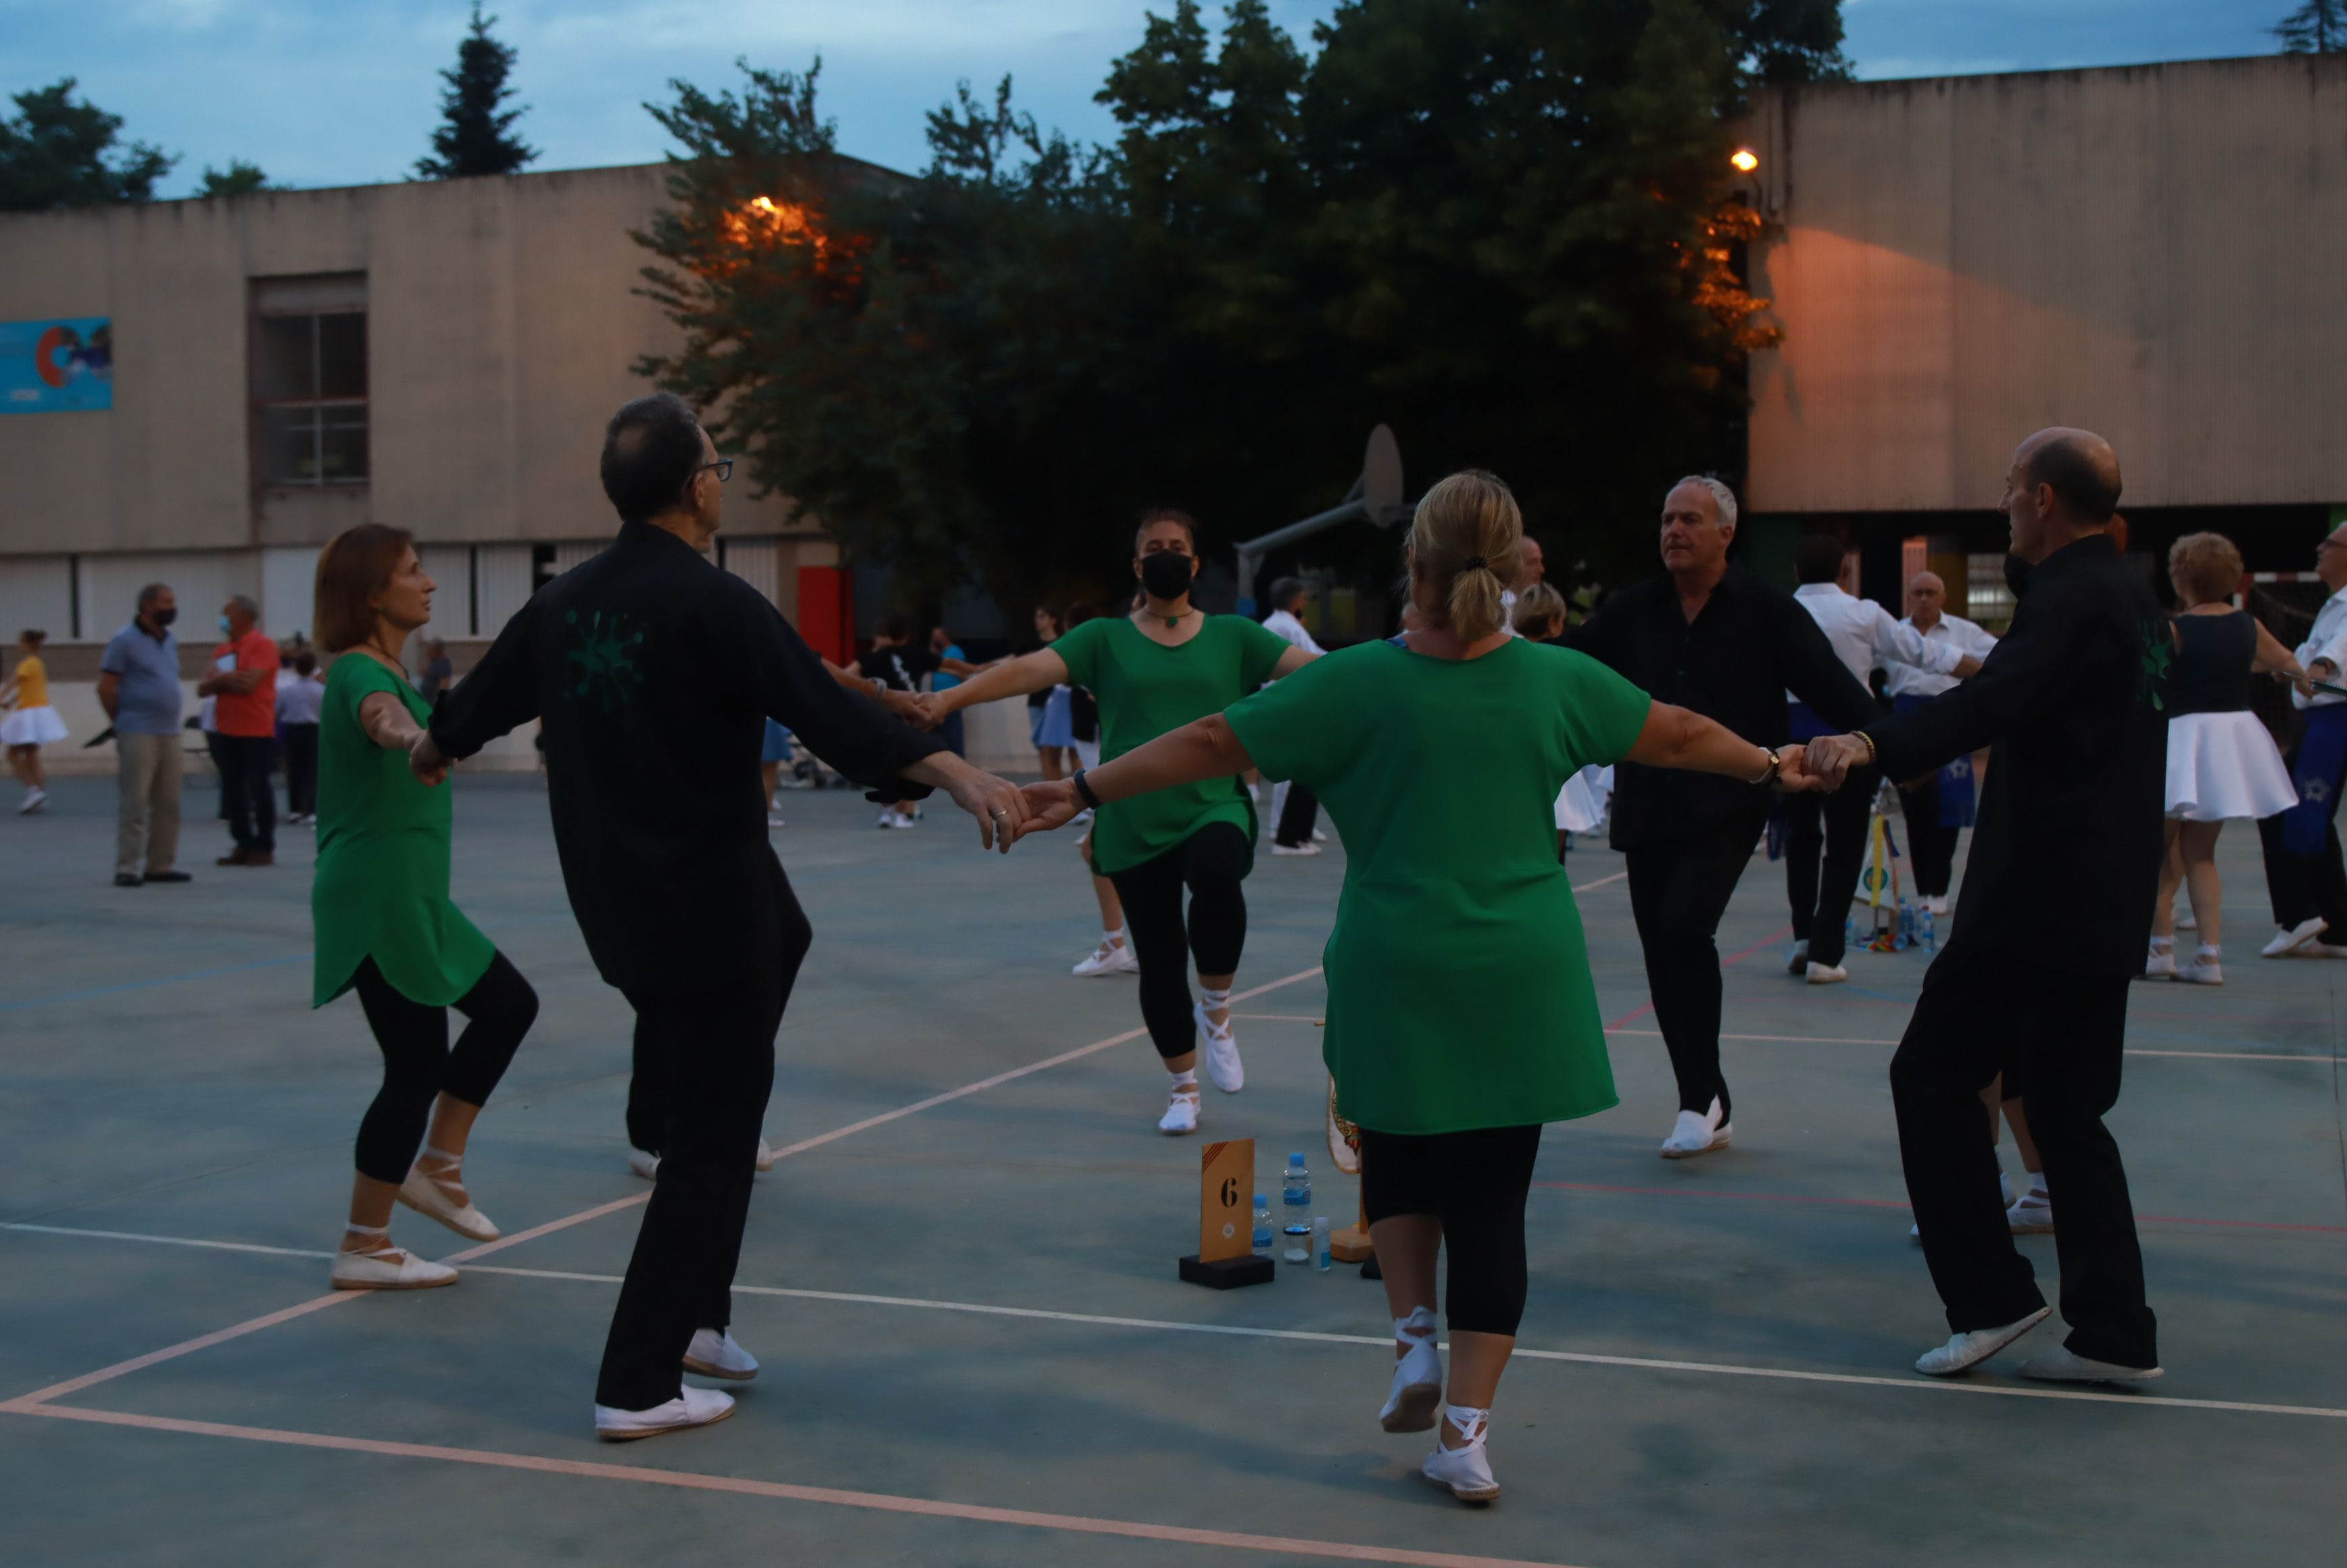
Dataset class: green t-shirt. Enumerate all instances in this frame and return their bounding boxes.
[1225,637,1652,1134]
[311,655,495,1008]
[1054,614,1293,875]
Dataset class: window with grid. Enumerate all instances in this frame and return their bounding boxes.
[251,274,368,487]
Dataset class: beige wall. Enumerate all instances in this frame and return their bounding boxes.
[0,164,819,556]
[1746,56,2347,515]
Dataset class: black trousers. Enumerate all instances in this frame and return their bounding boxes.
[1896,771,1962,899]
[351,953,539,1185]
[218,733,276,852]
[2259,722,2347,933]
[1785,766,1877,967]
[1273,782,1320,848]
[1361,1125,1543,1336]
[283,722,319,817]
[598,883,811,1411]
[1890,941,2157,1368]
[1107,823,1250,1060]
[1623,808,1767,1117]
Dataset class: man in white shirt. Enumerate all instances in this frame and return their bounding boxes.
[1783,536,1983,981]
[2256,522,2347,956]
[1886,570,2000,915]
[1261,578,1329,854]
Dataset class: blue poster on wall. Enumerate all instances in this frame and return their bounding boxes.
[0,316,112,414]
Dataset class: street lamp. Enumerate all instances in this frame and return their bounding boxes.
[1731,147,1759,174]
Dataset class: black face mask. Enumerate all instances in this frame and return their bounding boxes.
[149,606,177,628]
[1138,549,1194,602]
[2002,553,2033,601]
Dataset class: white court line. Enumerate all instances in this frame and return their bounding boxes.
[0,964,1328,1410]
[1605,1029,2331,1064]
[12,1221,2338,1424]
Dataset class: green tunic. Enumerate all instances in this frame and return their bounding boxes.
[1052,614,1292,876]
[1224,638,1652,1134]
[311,655,495,1008]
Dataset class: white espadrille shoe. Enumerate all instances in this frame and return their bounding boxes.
[594,1386,735,1440]
[1420,1406,1501,1503]
[683,1328,759,1381]
[397,1150,498,1242]
[330,1227,457,1291]
[1379,1306,1442,1433]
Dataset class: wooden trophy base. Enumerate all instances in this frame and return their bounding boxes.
[1179,1252,1276,1290]
[1329,1226,1374,1264]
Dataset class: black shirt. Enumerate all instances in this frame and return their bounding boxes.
[431,522,948,997]
[856,643,934,695]
[2166,610,2254,716]
[1864,533,2169,977]
[1564,565,1878,846]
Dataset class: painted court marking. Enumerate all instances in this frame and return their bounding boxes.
[0,1402,1578,1568]
[1605,1028,2331,1064]
[11,1225,2346,1422]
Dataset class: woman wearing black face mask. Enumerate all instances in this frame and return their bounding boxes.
[922,510,1318,1132]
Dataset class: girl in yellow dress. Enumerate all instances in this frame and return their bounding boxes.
[1,629,67,813]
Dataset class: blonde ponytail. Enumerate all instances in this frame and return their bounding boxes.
[1409,470,1522,643]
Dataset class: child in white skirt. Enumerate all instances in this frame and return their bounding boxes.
[0,629,67,813]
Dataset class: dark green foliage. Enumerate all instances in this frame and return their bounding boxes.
[2277,1,2347,53]
[198,160,276,198]
[416,3,537,180]
[636,1,1846,616]
[0,78,175,212]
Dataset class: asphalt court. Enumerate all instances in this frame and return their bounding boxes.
[3,775,2342,1565]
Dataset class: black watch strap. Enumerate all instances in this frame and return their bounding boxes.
[1072,768,1103,810]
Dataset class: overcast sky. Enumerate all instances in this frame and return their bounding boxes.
[0,1,2289,197]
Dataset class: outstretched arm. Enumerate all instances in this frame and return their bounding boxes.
[1014,714,1253,838]
[1269,644,1319,680]
[1625,701,1808,787]
[922,647,1070,720]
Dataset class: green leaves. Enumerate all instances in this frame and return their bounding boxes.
[0,78,175,212]
[635,1,1846,619]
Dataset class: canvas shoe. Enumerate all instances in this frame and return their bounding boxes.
[396,1154,498,1242]
[1379,1307,1442,1432]
[2261,917,2327,958]
[1157,1085,1201,1135]
[1420,1407,1501,1504]
[1806,961,1849,984]
[330,1231,458,1292]
[1194,1002,1243,1092]
[1072,937,1138,977]
[595,1387,735,1440]
[2016,1347,2162,1384]
[1913,1306,2051,1376]
[1659,1098,1731,1158]
[683,1328,758,1381]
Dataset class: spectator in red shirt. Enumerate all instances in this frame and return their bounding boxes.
[199,594,281,866]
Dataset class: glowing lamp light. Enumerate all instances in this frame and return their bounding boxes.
[1731,148,1760,174]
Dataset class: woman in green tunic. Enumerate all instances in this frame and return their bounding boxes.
[1013,472,1815,1504]
[923,510,1315,1134]
[312,524,540,1293]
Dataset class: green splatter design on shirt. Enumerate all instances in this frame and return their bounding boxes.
[2137,618,2173,712]
[564,608,646,711]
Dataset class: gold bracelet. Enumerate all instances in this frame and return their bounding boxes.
[1855,731,1877,764]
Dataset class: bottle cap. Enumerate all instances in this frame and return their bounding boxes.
[1253,1193,1265,1204]
[1288,1152,1305,1165]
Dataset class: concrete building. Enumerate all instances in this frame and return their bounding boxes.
[1739,53,2347,620]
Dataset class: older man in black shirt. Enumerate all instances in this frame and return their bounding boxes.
[1808,428,2165,1383]
[420,393,1027,1439]
[1568,477,1876,1158]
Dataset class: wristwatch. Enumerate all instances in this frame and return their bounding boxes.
[1751,747,1783,787]
[1072,768,1103,810]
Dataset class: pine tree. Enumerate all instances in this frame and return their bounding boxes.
[415,3,537,179]
[2277,1,2347,53]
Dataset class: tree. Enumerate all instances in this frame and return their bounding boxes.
[0,78,175,212]
[415,3,537,179]
[2277,1,2347,53]
[198,159,276,197]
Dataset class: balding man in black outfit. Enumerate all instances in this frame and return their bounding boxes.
[1808,428,2167,1384]
[1566,476,1877,1158]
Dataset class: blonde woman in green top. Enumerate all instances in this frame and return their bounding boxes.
[1013,472,1816,1504]
[922,510,1317,1134]
[312,524,541,1292]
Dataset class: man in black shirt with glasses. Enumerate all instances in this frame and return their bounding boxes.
[1566,476,1874,1159]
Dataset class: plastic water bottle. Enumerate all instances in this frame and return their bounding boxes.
[1921,903,1937,952]
[1252,1194,1272,1255]
[1282,1153,1312,1262]
[1312,1215,1332,1271]
[1897,899,1915,950]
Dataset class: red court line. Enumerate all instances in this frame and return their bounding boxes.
[7,1402,1580,1568]
[1533,1181,2347,1234]
[1604,923,1794,1029]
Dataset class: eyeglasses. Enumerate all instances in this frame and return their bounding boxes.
[696,459,734,483]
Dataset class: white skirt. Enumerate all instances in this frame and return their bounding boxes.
[1555,764,1614,833]
[2165,711,2296,822]
[0,705,67,745]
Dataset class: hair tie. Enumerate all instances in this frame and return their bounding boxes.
[1463,556,1488,571]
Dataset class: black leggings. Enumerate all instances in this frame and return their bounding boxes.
[352,952,539,1185]
[1107,822,1250,1060]
[1361,1124,1543,1336]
